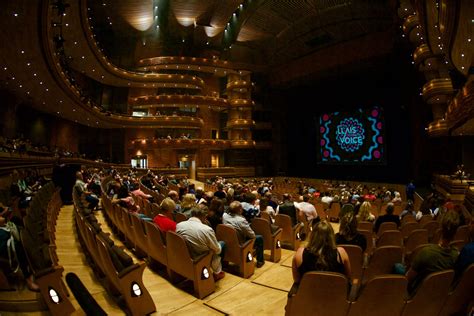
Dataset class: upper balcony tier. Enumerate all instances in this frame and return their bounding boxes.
[130,95,229,110]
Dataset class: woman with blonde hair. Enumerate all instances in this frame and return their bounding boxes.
[290,220,351,294]
[181,193,197,218]
[357,201,375,222]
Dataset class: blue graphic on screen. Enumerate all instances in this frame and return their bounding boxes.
[319,107,385,164]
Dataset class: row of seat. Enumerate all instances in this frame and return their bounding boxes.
[73,194,156,315]
[286,264,474,316]
[19,182,75,315]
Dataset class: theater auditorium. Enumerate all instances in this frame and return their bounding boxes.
[0,0,473,315]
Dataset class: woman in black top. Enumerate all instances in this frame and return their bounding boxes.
[336,212,367,252]
[290,220,351,293]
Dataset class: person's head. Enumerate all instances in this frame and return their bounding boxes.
[160,197,176,214]
[339,212,358,238]
[385,202,395,215]
[117,185,129,198]
[440,211,460,242]
[303,194,310,202]
[190,206,207,220]
[229,201,243,215]
[75,171,83,181]
[358,201,372,218]
[181,193,197,210]
[307,220,336,255]
[168,190,179,202]
[209,198,224,214]
[0,216,5,227]
[283,193,291,201]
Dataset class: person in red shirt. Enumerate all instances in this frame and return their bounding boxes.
[153,197,177,232]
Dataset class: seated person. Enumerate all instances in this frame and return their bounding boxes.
[406,211,460,294]
[399,200,416,220]
[336,212,367,252]
[241,193,260,222]
[276,194,298,226]
[176,207,225,281]
[73,171,99,211]
[356,201,375,222]
[207,198,224,232]
[152,198,176,232]
[0,216,39,291]
[289,220,351,296]
[223,201,265,268]
[454,219,474,279]
[374,203,400,233]
[297,195,318,222]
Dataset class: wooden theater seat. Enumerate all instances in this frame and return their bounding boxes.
[144,221,168,268]
[251,217,283,262]
[216,224,255,278]
[357,229,374,255]
[357,221,373,232]
[362,246,403,283]
[404,229,428,257]
[439,264,474,316]
[338,244,364,284]
[285,272,350,316]
[166,231,215,299]
[347,275,407,316]
[376,230,402,248]
[400,222,420,239]
[275,214,302,250]
[175,212,188,223]
[96,235,156,315]
[129,213,148,257]
[401,270,454,316]
[454,225,470,242]
[376,222,398,237]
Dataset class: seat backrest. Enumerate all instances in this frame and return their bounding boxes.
[338,244,363,283]
[418,214,433,226]
[421,221,439,242]
[130,214,147,253]
[166,231,194,279]
[275,214,293,241]
[377,222,398,236]
[175,212,188,223]
[364,246,403,282]
[404,229,428,255]
[144,221,167,266]
[400,222,420,239]
[438,264,474,316]
[260,212,271,222]
[358,229,374,255]
[376,230,402,248]
[454,225,469,242]
[216,224,245,263]
[287,272,350,316]
[402,270,454,316]
[358,221,373,232]
[347,275,407,316]
[401,215,416,225]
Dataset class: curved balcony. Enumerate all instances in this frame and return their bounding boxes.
[230,140,256,148]
[106,115,204,129]
[227,80,253,91]
[427,119,448,137]
[130,95,228,110]
[422,78,454,104]
[446,81,474,130]
[136,56,264,75]
[230,99,255,107]
[227,119,256,129]
[402,14,420,35]
[130,138,231,149]
[413,44,433,66]
[77,1,205,89]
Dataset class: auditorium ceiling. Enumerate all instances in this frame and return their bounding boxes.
[0,0,472,135]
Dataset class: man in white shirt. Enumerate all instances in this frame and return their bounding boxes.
[296,195,318,221]
[176,207,225,280]
[321,192,333,205]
